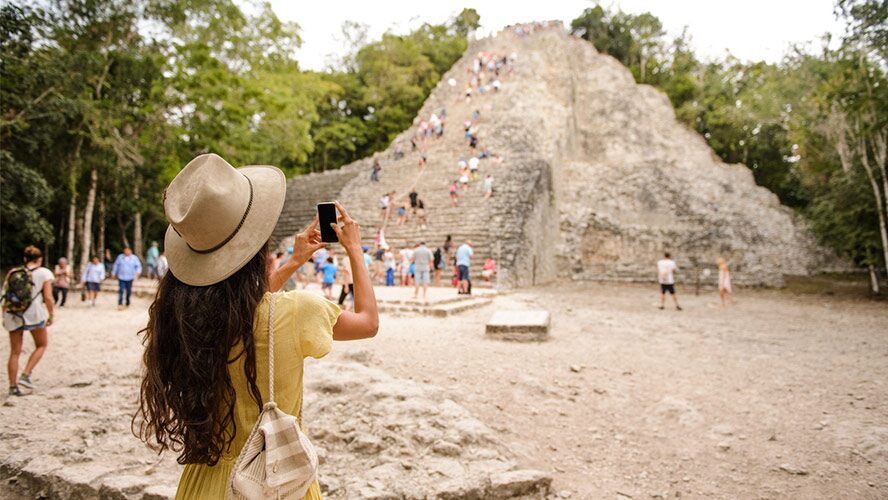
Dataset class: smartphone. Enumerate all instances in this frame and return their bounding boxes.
[317,202,339,243]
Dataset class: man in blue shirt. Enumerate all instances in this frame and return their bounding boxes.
[112,247,142,309]
[455,240,474,294]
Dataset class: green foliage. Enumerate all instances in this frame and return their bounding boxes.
[302,17,468,172]
[0,0,473,265]
[453,8,481,37]
[0,152,55,259]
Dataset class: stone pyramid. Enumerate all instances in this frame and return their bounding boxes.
[274,23,836,287]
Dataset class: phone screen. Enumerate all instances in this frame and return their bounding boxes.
[317,203,339,243]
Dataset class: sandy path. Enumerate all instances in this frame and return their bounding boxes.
[1,283,886,499]
[331,284,888,499]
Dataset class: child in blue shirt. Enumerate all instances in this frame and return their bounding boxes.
[321,257,337,300]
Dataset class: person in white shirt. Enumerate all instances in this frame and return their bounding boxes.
[399,247,414,286]
[82,255,106,306]
[657,252,682,311]
[3,246,54,396]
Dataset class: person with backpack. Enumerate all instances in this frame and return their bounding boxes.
[3,245,54,396]
[133,154,377,499]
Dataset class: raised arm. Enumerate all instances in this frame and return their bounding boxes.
[269,217,324,292]
[329,201,378,341]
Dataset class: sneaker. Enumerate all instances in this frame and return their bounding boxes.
[18,373,34,389]
[9,386,23,396]
[658,305,664,310]
[676,306,683,311]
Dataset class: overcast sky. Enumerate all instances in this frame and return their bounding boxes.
[268,0,846,71]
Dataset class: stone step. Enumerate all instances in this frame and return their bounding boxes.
[378,296,492,317]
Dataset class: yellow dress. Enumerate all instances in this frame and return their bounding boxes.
[175,290,341,500]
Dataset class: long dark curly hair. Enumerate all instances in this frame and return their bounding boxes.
[133,245,268,465]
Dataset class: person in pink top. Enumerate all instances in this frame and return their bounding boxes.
[482,258,497,283]
[718,258,736,307]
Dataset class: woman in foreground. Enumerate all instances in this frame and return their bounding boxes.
[134,154,378,499]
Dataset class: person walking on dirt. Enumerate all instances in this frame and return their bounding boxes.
[52,257,72,307]
[112,246,142,310]
[399,246,414,287]
[657,252,682,310]
[3,246,54,396]
[82,255,106,307]
[146,241,160,279]
[718,258,736,307]
[384,246,396,286]
[412,242,434,303]
[456,240,474,294]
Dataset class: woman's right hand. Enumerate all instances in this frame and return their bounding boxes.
[291,216,325,267]
[330,201,362,254]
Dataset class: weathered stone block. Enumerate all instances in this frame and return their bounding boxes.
[486,310,550,341]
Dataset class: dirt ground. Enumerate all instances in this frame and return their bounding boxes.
[1,282,886,499]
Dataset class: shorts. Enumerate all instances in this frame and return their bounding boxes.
[321,282,334,290]
[86,282,101,292]
[660,284,676,294]
[482,269,494,278]
[415,269,431,285]
[458,265,470,281]
[16,321,46,332]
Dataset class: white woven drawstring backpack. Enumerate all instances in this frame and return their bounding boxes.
[228,293,319,499]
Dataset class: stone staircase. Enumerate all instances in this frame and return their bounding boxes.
[274,31,558,287]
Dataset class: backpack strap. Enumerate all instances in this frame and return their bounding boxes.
[265,292,305,423]
[267,292,277,404]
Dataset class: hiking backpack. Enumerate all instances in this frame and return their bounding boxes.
[2,267,34,316]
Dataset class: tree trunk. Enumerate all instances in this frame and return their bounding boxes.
[97,197,105,260]
[857,138,888,279]
[78,167,98,279]
[75,214,84,270]
[868,264,881,295]
[65,192,77,263]
[133,183,143,269]
[65,135,85,264]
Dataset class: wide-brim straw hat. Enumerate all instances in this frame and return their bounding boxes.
[163,153,285,286]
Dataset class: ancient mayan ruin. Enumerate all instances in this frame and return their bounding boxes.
[274,24,836,287]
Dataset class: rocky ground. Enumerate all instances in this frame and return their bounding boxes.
[1,282,887,499]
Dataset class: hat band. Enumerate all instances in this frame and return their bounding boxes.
[176,175,254,254]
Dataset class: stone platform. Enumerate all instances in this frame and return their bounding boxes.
[486,310,550,342]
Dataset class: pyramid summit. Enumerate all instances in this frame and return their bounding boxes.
[274,22,836,287]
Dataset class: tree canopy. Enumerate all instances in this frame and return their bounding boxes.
[0,0,471,268]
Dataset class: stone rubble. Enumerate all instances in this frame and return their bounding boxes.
[0,356,551,499]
